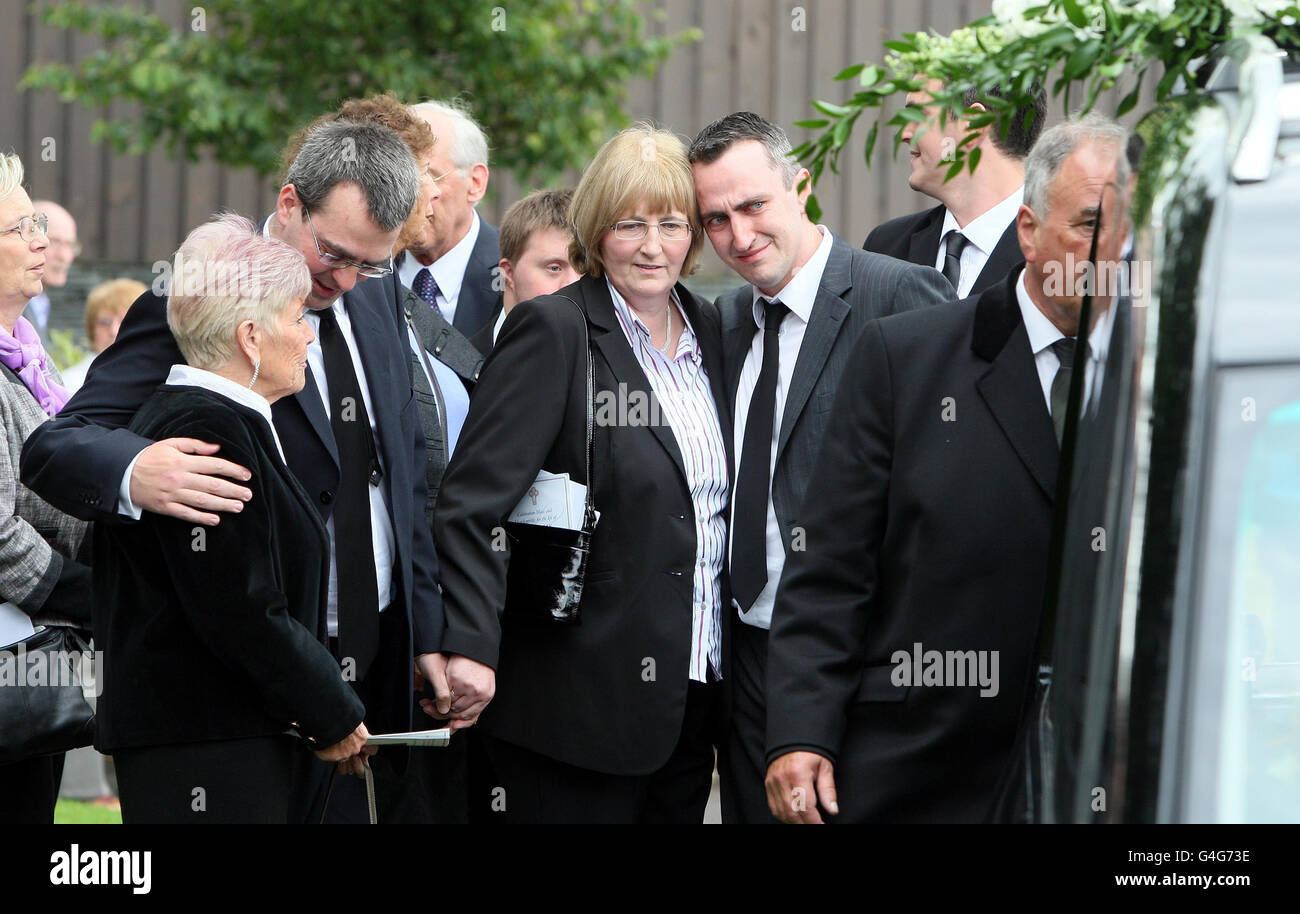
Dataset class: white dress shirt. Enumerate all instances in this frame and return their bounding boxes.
[729,224,834,630]
[397,212,481,327]
[935,187,1025,298]
[304,298,397,635]
[1016,270,1104,416]
[608,280,729,682]
[490,307,507,346]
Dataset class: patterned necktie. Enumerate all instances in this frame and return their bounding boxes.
[942,231,969,293]
[413,268,445,319]
[731,299,789,612]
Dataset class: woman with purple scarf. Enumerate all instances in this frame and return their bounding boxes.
[0,152,92,822]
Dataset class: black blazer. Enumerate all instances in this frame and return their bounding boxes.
[452,219,502,337]
[434,273,730,776]
[863,203,1024,296]
[765,267,1057,822]
[20,275,443,737]
[93,386,365,753]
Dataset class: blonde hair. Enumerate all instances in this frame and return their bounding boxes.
[568,123,703,278]
[0,152,23,202]
[166,213,310,369]
[84,278,147,342]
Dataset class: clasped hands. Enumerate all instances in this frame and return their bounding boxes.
[414,652,495,730]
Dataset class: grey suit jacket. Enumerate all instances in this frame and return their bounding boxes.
[718,233,957,544]
[0,365,89,628]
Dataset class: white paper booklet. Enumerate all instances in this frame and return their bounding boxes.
[0,600,35,650]
[507,469,587,531]
[365,728,453,747]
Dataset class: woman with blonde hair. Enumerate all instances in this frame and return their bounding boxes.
[433,124,731,823]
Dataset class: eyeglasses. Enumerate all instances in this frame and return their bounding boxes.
[302,205,393,278]
[0,213,49,244]
[609,220,693,242]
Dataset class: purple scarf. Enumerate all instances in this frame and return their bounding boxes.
[0,317,70,416]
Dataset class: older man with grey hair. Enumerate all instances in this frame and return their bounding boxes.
[763,113,1130,824]
[400,99,501,336]
[22,116,450,824]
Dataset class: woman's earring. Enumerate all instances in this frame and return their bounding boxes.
[248,358,261,389]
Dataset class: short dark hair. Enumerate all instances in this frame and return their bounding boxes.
[961,84,1048,160]
[499,189,574,264]
[687,111,801,187]
[284,119,420,232]
[1126,132,1146,174]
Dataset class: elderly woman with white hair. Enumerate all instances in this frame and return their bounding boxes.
[93,213,370,824]
[0,152,93,823]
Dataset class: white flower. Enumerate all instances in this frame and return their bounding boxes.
[1131,0,1177,18]
[1224,0,1293,28]
[992,0,1031,23]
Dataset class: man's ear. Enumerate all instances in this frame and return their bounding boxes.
[497,257,515,295]
[1016,203,1038,264]
[962,101,991,148]
[794,167,813,210]
[275,184,300,229]
[466,163,490,206]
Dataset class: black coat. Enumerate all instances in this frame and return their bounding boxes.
[765,267,1057,822]
[434,273,730,775]
[863,203,1024,296]
[93,386,364,753]
[20,275,443,738]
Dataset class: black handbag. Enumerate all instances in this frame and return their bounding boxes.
[502,298,598,625]
[0,625,96,764]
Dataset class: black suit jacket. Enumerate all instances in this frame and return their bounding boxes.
[863,203,1024,296]
[765,266,1057,822]
[434,273,730,775]
[718,234,956,556]
[20,275,443,737]
[451,219,501,337]
[93,387,365,753]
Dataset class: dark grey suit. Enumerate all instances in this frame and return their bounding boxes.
[717,232,956,822]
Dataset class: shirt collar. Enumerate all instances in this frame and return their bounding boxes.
[164,364,285,459]
[606,278,700,360]
[940,186,1024,256]
[426,211,481,305]
[1016,269,1071,356]
[749,224,833,327]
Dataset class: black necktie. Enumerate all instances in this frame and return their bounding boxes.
[941,231,969,292]
[317,307,380,678]
[1050,337,1077,447]
[731,299,788,613]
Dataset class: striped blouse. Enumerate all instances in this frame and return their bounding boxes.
[607,280,729,682]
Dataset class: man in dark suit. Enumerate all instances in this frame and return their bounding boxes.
[763,115,1130,824]
[20,119,450,824]
[395,100,501,338]
[688,112,956,823]
[468,188,578,355]
[864,81,1047,298]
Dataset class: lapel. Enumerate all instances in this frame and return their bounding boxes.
[292,365,338,468]
[971,218,1026,294]
[720,289,755,409]
[580,275,687,486]
[346,286,398,453]
[973,268,1058,500]
[775,237,852,460]
[907,204,946,267]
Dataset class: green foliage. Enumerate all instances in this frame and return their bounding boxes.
[47,328,88,373]
[788,0,1300,216]
[21,0,699,183]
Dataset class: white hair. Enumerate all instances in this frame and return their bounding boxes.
[0,153,23,202]
[410,99,490,173]
[1024,114,1130,217]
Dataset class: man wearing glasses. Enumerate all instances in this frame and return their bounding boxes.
[21,118,451,824]
[24,201,78,343]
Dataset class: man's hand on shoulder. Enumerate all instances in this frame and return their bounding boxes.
[765,751,839,824]
[129,438,253,526]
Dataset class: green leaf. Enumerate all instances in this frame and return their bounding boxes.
[944,157,965,183]
[812,99,853,118]
[859,65,884,87]
[1062,41,1102,82]
[863,120,879,167]
[805,194,823,224]
[834,63,865,81]
[793,118,830,129]
[1063,0,1089,29]
[967,146,982,175]
[884,39,916,53]
[1116,71,1146,117]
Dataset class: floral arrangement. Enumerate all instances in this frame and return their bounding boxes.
[795,0,1300,217]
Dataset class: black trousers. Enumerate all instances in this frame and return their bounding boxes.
[718,620,780,824]
[477,679,721,824]
[0,753,66,823]
[115,735,296,824]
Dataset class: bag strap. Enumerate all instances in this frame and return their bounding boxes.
[554,296,594,515]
